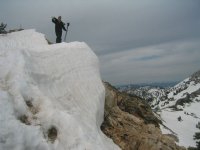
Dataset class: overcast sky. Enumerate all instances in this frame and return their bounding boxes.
[1,0,200,85]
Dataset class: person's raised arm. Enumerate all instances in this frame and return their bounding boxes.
[52,17,57,23]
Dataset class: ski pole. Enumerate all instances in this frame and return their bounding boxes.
[64,22,70,42]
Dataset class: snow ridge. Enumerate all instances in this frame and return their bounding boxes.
[0,30,119,150]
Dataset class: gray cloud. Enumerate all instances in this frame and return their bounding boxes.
[100,39,200,84]
[1,0,200,84]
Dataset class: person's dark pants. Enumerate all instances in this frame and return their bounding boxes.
[56,32,62,43]
[56,36,62,43]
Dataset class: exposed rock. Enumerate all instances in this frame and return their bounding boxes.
[47,126,58,143]
[103,82,161,127]
[191,70,200,79]
[101,82,186,150]
[19,115,31,125]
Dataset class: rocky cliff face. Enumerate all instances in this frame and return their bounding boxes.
[101,82,186,150]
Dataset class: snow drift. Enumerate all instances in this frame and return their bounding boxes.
[0,29,120,150]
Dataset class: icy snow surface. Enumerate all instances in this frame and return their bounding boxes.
[0,29,120,150]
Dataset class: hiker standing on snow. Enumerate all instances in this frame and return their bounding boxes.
[52,16,66,43]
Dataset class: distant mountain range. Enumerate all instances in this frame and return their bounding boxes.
[117,81,179,90]
[117,70,200,148]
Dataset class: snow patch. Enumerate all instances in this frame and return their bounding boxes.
[160,99,200,147]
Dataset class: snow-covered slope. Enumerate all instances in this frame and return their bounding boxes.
[159,73,200,148]
[0,30,120,150]
[119,71,200,148]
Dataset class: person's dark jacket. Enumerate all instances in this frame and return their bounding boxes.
[52,17,66,36]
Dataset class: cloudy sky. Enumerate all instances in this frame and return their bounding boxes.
[1,0,200,85]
